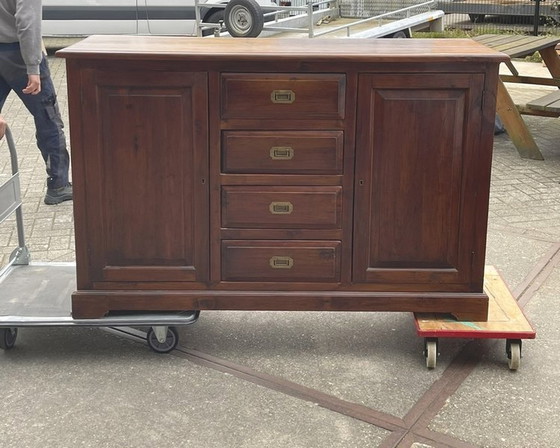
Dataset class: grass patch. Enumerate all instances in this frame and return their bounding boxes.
[523,52,543,63]
[413,29,475,39]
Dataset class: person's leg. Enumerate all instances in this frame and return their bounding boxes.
[0,47,15,111]
[0,80,8,140]
[0,76,12,111]
[9,56,72,204]
[12,57,70,189]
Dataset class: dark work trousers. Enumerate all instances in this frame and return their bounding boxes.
[0,42,69,189]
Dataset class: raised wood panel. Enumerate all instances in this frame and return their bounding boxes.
[221,73,346,120]
[353,73,485,285]
[85,71,209,283]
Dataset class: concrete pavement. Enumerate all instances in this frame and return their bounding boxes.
[0,39,559,447]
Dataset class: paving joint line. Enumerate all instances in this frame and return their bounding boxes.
[515,242,560,306]
[105,326,486,447]
[102,234,559,448]
[390,246,559,447]
[489,223,560,244]
[387,341,486,448]
[177,346,407,431]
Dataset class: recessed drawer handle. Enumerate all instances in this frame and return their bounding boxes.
[269,201,293,214]
[270,146,294,160]
[269,256,294,269]
[271,90,295,104]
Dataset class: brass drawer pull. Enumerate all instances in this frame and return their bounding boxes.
[269,201,293,214]
[271,90,295,104]
[270,146,294,160]
[269,256,294,269]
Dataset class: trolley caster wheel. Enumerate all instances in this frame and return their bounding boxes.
[424,337,438,369]
[147,326,179,354]
[506,339,522,371]
[0,327,18,350]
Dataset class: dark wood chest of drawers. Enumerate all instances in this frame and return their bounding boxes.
[58,36,508,320]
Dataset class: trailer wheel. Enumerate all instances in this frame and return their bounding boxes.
[0,328,18,350]
[224,0,264,38]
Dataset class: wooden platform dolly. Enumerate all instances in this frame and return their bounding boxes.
[415,266,536,371]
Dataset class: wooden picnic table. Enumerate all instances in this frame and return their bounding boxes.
[474,34,560,160]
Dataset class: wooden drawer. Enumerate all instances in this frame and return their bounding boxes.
[222,240,341,282]
[221,73,345,120]
[222,186,342,229]
[222,130,344,174]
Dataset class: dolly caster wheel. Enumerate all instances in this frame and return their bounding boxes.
[147,326,179,354]
[0,328,18,350]
[424,337,438,369]
[506,339,522,371]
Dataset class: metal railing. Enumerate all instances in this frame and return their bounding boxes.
[436,0,560,35]
[309,0,437,37]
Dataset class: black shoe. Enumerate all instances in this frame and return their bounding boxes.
[44,183,73,205]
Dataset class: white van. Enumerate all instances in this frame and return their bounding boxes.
[41,0,275,37]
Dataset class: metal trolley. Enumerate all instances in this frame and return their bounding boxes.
[0,126,199,353]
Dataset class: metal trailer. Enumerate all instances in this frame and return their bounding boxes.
[0,126,199,354]
[196,0,444,38]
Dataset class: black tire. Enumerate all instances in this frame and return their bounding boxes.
[202,10,225,36]
[468,14,485,23]
[224,0,264,38]
[206,10,225,24]
[146,327,179,354]
[390,30,408,38]
[0,328,18,350]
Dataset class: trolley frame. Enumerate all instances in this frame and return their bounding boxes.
[0,126,198,353]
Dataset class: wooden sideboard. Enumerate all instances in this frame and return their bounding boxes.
[58,36,508,320]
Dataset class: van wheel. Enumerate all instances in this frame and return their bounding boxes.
[224,0,264,38]
[206,10,225,24]
[203,10,225,36]
[388,30,408,38]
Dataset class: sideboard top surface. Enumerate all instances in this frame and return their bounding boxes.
[57,35,509,64]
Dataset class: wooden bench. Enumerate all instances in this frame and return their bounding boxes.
[474,34,560,160]
[518,89,560,118]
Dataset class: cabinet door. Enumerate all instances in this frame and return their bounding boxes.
[353,73,487,287]
[77,69,208,283]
